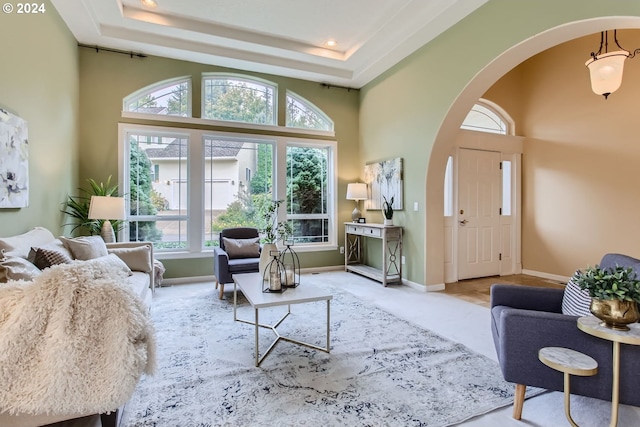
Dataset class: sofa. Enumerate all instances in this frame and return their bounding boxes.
[0,227,155,427]
[491,253,640,419]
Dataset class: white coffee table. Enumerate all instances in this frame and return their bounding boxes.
[233,272,332,367]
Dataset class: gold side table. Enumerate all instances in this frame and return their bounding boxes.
[577,316,640,427]
[538,347,598,427]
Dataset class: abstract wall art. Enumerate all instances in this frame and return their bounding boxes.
[0,108,29,208]
[364,157,403,210]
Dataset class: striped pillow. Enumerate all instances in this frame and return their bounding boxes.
[561,271,593,317]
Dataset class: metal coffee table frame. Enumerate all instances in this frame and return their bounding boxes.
[233,272,332,367]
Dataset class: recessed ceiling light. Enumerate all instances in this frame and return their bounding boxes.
[326,40,337,47]
[141,0,158,8]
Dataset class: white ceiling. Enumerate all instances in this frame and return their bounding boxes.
[51,0,488,88]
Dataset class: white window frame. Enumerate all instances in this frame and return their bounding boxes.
[201,73,278,126]
[286,90,334,131]
[123,76,192,117]
[119,123,337,258]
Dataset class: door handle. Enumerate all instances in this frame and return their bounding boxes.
[459,219,468,225]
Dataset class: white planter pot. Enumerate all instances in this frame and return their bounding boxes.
[384,218,393,226]
[259,243,279,277]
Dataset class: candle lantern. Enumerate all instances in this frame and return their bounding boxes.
[263,249,286,293]
[279,240,300,288]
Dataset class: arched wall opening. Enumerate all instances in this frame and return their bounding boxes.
[425,16,640,286]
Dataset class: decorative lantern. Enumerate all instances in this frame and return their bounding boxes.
[279,240,300,288]
[262,249,286,293]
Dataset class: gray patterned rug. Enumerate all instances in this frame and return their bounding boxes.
[121,277,535,427]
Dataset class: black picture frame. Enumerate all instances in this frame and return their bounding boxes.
[357,218,366,223]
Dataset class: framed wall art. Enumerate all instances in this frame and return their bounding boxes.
[364,157,403,210]
[0,107,29,208]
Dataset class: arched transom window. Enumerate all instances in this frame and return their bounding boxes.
[123,77,191,117]
[286,90,334,131]
[460,100,513,135]
[202,74,276,125]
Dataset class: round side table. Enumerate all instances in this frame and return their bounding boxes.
[538,347,598,427]
[577,316,640,427]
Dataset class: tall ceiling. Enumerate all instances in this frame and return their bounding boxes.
[51,0,487,88]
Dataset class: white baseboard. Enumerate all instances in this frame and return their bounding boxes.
[161,275,215,286]
[521,269,569,284]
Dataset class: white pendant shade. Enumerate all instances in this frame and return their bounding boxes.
[585,50,629,97]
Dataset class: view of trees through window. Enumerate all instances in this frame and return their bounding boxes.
[124,79,190,117]
[122,74,335,252]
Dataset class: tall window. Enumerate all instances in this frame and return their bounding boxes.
[286,91,334,131]
[202,74,276,125]
[204,137,275,247]
[126,132,189,251]
[124,77,191,117]
[122,73,337,255]
[286,145,331,243]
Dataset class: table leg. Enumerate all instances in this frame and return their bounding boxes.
[255,308,259,367]
[563,372,579,427]
[233,282,237,321]
[326,299,331,351]
[610,341,620,427]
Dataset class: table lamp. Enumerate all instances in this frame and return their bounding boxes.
[88,195,126,243]
[346,183,367,222]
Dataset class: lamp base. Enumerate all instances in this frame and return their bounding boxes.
[100,220,116,243]
[351,204,362,222]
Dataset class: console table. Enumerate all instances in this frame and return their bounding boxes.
[344,222,402,286]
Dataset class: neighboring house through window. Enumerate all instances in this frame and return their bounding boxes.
[120,74,337,256]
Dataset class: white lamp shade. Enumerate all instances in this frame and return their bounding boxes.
[88,196,126,220]
[585,50,629,97]
[346,183,368,200]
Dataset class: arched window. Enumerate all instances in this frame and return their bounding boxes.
[202,74,276,125]
[123,77,191,117]
[460,99,513,135]
[286,91,334,131]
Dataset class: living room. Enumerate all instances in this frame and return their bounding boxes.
[2,1,640,426]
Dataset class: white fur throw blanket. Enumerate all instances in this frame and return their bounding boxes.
[0,260,156,416]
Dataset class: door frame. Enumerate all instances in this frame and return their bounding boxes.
[444,130,524,283]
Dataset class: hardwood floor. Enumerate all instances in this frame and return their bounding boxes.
[443,274,566,308]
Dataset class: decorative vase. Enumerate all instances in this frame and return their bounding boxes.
[259,243,278,277]
[384,218,393,226]
[589,298,640,331]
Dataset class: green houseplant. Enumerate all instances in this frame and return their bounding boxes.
[61,176,125,236]
[382,195,394,225]
[573,264,640,330]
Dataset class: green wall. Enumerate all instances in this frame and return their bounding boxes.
[359,0,640,286]
[0,0,79,237]
[78,51,360,278]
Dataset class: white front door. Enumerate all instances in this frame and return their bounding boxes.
[457,148,501,280]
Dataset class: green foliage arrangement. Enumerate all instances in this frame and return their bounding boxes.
[61,176,123,235]
[573,264,640,303]
[261,199,292,244]
[382,195,394,220]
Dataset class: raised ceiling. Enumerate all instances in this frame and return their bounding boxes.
[51,0,487,88]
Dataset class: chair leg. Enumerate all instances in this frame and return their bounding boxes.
[219,283,225,299]
[215,279,219,290]
[513,384,526,420]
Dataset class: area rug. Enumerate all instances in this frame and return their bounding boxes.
[121,278,537,427]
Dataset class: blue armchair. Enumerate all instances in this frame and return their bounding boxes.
[213,227,261,299]
[490,253,640,419]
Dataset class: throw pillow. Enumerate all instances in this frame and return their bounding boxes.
[60,236,109,260]
[0,251,41,282]
[80,254,133,277]
[223,237,261,259]
[32,247,73,270]
[561,271,593,317]
[0,227,56,259]
[108,245,152,273]
[28,239,73,263]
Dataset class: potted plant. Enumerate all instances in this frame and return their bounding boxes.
[573,264,640,330]
[61,176,125,235]
[258,199,292,274]
[382,195,394,225]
